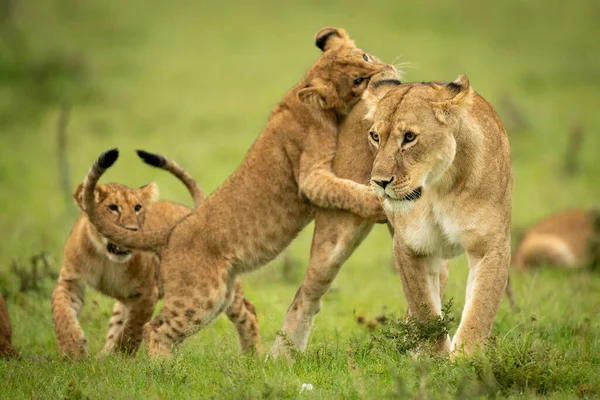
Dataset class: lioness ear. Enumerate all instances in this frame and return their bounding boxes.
[73,184,108,211]
[362,79,402,121]
[315,27,355,52]
[431,74,473,124]
[297,81,334,109]
[139,182,159,204]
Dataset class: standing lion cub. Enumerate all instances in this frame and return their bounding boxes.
[52,153,260,359]
[365,74,512,355]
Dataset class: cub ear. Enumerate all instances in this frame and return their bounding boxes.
[297,81,334,109]
[431,74,473,124]
[315,27,355,52]
[139,181,159,204]
[73,183,108,211]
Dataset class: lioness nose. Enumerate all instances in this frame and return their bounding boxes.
[373,177,394,189]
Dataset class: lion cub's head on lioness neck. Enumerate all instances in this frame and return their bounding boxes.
[298,27,395,116]
[74,182,158,263]
[363,75,475,214]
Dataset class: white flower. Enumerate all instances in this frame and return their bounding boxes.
[300,383,314,392]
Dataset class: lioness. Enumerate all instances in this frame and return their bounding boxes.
[514,209,600,269]
[82,27,393,357]
[271,70,518,358]
[53,153,259,359]
[364,75,512,355]
[0,292,20,359]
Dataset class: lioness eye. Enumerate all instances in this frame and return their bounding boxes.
[354,77,365,86]
[134,204,142,212]
[362,53,370,62]
[108,204,119,212]
[369,131,379,142]
[404,131,416,143]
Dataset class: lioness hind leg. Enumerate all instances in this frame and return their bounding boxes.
[270,210,374,359]
[394,248,451,353]
[225,279,261,354]
[451,246,510,356]
[52,277,88,359]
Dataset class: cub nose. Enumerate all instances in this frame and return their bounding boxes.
[373,176,394,189]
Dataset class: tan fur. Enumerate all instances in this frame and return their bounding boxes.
[363,75,512,356]
[54,160,260,359]
[81,27,393,358]
[514,209,597,269]
[271,71,515,357]
[0,292,20,359]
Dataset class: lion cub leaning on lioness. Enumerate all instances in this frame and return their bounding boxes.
[365,74,512,356]
[52,152,260,359]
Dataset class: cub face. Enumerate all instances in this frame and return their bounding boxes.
[74,182,159,263]
[363,75,473,214]
[297,27,397,116]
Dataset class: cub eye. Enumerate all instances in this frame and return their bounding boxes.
[108,204,119,212]
[134,204,142,212]
[369,131,380,143]
[362,53,370,62]
[404,131,417,143]
[354,77,365,86]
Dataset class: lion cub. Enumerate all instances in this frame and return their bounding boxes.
[365,75,512,356]
[52,153,259,359]
[81,27,393,358]
[514,209,600,269]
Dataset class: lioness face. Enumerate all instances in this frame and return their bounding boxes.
[297,27,397,116]
[364,76,473,214]
[74,182,158,262]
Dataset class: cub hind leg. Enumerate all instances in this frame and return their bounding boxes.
[225,279,261,354]
[143,257,231,358]
[270,209,374,359]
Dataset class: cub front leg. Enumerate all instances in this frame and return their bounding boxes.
[298,127,386,222]
[451,242,510,356]
[394,240,451,353]
[52,275,88,359]
[104,290,158,357]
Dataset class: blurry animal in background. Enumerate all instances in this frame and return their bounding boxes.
[365,75,512,356]
[514,209,600,270]
[0,292,20,359]
[82,27,394,358]
[53,155,260,359]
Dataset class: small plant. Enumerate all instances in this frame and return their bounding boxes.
[370,300,456,356]
[10,251,57,295]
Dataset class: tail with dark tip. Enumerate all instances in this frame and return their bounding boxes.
[82,148,173,252]
[137,150,204,208]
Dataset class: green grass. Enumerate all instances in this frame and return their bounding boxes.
[1,0,600,398]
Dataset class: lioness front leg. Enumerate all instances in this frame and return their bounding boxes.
[451,243,510,356]
[394,242,451,353]
[270,209,374,359]
[225,279,261,354]
[52,276,88,359]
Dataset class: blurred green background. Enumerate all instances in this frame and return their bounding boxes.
[0,0,599,397]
